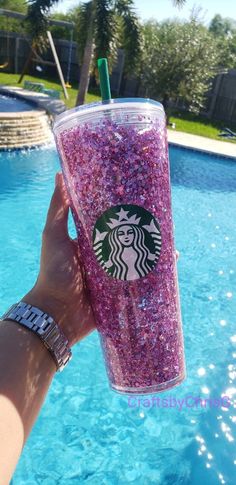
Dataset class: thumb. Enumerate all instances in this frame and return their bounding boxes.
[43,172,70,239]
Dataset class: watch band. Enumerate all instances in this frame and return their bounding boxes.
[0,301,72,372]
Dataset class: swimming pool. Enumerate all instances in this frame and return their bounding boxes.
[0,94,35,112]
[0,145,235,484]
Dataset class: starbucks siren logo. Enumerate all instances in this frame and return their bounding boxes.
[93,204,162,281]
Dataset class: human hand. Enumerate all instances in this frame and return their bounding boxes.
[23,173,179,347]
[24,172,96,347]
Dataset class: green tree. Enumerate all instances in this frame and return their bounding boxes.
[50,11,75,40]
[0,0,27,13]
[71,0,186,104]
[0,0,27,33]
[209,14,236,69]
[141,19,220,116]
[75,0,143,105]
[209,14,236,37]
[217,34,236,69]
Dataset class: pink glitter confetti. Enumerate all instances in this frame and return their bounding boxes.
[54,104,186,394]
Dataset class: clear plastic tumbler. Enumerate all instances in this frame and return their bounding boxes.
[53,98,186,394]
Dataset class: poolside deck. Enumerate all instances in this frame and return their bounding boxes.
[168,129,236,159]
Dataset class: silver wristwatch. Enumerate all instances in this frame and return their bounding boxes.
[0,301,72,372]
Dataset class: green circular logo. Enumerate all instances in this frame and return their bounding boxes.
[93,204,162,281]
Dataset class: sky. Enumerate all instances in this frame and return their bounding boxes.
[52,0,236,25]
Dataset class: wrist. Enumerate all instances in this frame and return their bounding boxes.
[23,287,65,330]
[2,298,72,372]
[0,317,57,375]
[23,286,77,347]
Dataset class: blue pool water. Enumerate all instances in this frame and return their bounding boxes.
[0,145,236,484]
[0,94,34,112]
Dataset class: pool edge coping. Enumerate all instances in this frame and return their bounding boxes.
[169,141,236,161]
[0,85,66,116]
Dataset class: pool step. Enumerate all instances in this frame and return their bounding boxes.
[0,109,53,149]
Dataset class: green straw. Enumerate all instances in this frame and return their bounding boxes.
[97,58,111,102]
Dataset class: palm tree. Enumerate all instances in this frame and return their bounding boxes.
[75,0,142,105]
[26,0,186,106]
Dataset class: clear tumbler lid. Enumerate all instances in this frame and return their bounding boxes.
[53,98,165,133]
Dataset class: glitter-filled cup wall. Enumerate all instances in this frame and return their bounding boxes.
[54,98,186,394]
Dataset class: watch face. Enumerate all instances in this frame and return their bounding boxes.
[93,204,162,281]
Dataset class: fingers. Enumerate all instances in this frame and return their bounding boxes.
[43,172,70,240]
[56,173,70,207]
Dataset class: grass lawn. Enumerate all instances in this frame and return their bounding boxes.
[169,110,236,144]
[0,72,235,143]
[0,72,101,109]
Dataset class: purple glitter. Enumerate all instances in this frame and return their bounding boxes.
[55,107,185,394]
